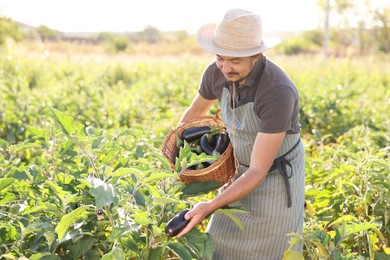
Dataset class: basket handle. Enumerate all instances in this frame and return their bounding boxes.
[213,109,221,120]
[178,108,222,127]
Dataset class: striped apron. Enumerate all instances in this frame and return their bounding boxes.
[206,86,305,260]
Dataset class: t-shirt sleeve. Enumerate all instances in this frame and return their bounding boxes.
[256,85,297,133]
[198,63,218,100]
[198,73,217,100]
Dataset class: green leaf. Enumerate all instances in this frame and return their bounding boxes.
[375,252,390,260]
[131,211,151,225]
[67,236,98,259]
[183,228,214,259]
[55,205,93,241]
[347,222,379,235]
[167,242,192,260]
[153,196,181,205]
[46,180,79,204]
[52,108,84,136]
[0,139,8,148]
[181,181,223,197]
[0,178,14,191]
[26,125,46,137]
[30,254,60,260]
[108,221,141,241]
[127,183,146,207]
[217,211,244,231]
[46,180,67,196]
[323,234,331,244]
[213,206,249,230]
[282,250,304,260]
[334,226,342,246]
[371,226,386,241]
[0,222,18,242]
[144,172,178,183]
[203,232,214,260]
[341,219,347,237]
[101,247,126,260]
[121,237,139,252]
[175,141,218,172]
[217,205,247,212]
[24,202,59,215]
[147,247,164,260]
[111,167,143,180]
[88,177,118,209]
[145,142,173,172]
[330,214,359,226]
[144,183,161,198]
[0,193,17,206]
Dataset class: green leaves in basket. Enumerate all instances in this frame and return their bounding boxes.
[174,141,219,173]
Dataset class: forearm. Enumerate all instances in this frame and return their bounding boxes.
[208,168,267,212]
[209,132,285,212]
[179,93,216,124]
[179,106,206,123]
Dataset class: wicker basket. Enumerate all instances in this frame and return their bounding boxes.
[161,114,235,184]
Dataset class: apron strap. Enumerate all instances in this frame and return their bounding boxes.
[269,138,301,208]
[237,138,301,208]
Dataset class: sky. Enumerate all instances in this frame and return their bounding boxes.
[0,0,388,34]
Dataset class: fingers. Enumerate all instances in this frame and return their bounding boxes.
[184,210,191,220]
[176,207,204,237]
[174,202,212,238]
[175,209,195,237]
[176,216,198,237]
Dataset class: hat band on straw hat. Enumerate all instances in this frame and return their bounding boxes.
[214,38,265,52]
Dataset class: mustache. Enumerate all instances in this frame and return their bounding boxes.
[226,72,239,76]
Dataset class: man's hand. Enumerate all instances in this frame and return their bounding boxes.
[176,201,215,237]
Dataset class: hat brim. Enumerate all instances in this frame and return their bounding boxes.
[197,24,281,57]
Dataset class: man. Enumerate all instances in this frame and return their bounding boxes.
[176,8,305,259]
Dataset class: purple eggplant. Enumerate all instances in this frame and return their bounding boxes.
[165,209,190,237]
[214,132,230,154]
[200,134,214,155]
[181,127,211,143]
[200,132,230,155]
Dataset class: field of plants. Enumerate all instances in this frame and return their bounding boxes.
[0,42,389,259]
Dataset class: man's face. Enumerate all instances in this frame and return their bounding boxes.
[215,54,260,84]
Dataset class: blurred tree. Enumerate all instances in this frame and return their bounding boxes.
[37,25,58,42]
[137,26,162,44]
[317,0,389,56]
[374,7,390,53]
[276,36,318,55]
[324,0,330,58]
[302,29,324,46]
[0,16,21,45]
[97,32,114,42]
[111,35,130,52]
[97,32,132,53]
[167,30,189,42]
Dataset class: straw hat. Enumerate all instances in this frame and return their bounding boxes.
[197,8,281,57]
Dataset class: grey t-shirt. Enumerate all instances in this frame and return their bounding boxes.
[198,56,300,134]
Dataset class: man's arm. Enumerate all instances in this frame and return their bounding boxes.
[179,93,216,124]
[176,131,286,237]
[206,132,285,208]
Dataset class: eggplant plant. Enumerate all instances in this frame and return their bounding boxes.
[0,109,247,259]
